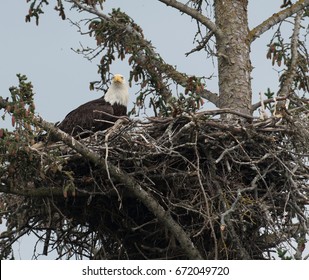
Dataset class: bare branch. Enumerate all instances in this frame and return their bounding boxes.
[196,108,256,121]
[252,96,288,112]
[249,0,309,42]
[157,0,223,39]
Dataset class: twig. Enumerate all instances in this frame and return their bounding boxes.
[185,30,215,56]
[194,132,218,259]
[104,120,124,209]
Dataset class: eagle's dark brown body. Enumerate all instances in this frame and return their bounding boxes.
[57,97,127,137]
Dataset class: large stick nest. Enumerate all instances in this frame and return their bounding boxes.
[1,111,309,259]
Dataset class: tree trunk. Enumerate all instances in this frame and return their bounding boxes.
[214,0,252,116]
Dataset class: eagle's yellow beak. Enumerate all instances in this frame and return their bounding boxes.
[113,74,124,83]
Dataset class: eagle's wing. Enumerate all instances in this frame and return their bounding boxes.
[58,98,115,136]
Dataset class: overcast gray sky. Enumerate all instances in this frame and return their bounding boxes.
[0,0,302,259]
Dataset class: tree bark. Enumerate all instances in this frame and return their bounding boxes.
[214,0,252,116]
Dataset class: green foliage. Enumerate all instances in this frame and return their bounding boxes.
[0,74,38,155]
[277,248,293,260]
[7,74,36,130]
[264,87,275,111]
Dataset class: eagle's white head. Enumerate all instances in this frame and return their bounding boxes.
[105,74,129,107]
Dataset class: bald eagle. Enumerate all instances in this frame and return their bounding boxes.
[58,74,129,137]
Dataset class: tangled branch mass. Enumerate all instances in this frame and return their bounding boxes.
[1,108,308,259]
